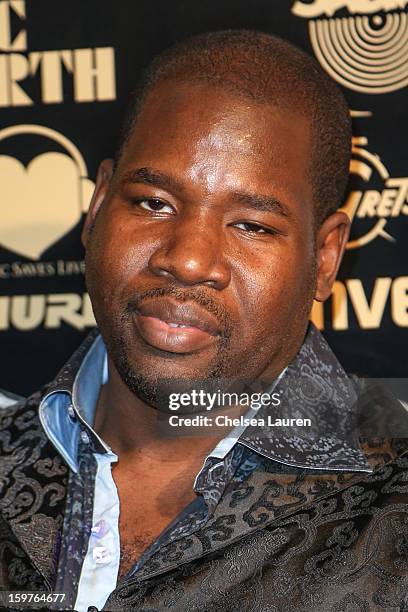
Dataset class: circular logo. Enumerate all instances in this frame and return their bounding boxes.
[292,1,408,94]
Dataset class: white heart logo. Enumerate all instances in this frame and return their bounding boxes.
[0,151,94,260]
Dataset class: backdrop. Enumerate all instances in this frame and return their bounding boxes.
[1,0,407,397]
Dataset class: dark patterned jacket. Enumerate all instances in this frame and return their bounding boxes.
[1,326,408,612]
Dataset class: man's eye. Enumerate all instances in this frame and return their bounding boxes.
[137,199,174,214]
[234,222,268,234]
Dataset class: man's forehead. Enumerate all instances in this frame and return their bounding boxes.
[112,82,314,221]
[122,81,311,164]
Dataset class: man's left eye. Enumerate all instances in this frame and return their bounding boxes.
[137,199,174,213]
[234,222,268,234]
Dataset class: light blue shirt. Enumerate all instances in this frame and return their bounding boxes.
[39,336,120,612]
[38,334,265,611]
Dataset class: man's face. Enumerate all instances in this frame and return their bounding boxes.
[84,82,319,410]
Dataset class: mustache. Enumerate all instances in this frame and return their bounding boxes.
[126,286,232,339]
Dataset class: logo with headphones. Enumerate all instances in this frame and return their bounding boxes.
[292,0,408,93]
[0,124,95,259]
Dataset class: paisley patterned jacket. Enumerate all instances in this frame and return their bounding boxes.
[1,325,408,612]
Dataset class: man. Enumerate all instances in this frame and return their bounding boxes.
[1,30,408,612]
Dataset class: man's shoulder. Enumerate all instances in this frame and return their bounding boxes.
[352,374,408,442]
[0,387,24,409]
[0,386,46,444]
[0,386,67,591]
[0,384,67,488]
[0,385,68,525]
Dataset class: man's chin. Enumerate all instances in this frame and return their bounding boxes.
[119,369,224,414]
[106,328,233,412]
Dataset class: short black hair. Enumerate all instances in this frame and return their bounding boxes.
[115,30,351,225]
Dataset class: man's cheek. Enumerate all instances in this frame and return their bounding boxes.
[239,299,278,342]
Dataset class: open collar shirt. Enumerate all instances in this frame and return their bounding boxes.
[36,323,372,611]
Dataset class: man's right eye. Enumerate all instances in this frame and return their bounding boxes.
[135,199,174,214]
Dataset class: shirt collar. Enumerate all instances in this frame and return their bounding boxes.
[39,332,110,472]
[39,324,371,474]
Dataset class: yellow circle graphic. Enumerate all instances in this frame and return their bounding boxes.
[309,12,408,93]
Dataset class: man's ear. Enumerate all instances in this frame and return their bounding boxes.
[315,211,350,302]
[81,159,114,248]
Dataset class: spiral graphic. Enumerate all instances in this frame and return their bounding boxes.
[309,11,408,93]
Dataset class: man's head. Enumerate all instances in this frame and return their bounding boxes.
[83,29,351,412]
[117,30,351,226]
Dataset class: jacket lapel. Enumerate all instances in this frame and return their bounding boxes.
[131,436,408,583]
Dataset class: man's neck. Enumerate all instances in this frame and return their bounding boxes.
[93,358,241,469]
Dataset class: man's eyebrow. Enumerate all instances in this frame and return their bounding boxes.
[120,167,183,193]
[120,167,292,218]
[234,191,291,219]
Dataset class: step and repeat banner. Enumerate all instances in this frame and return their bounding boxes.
[0,0,407,396]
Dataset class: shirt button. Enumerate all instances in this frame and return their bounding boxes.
[91,519,109,539]
[67,404,76,420]
[93,546,112,565]
[80,430,90,444]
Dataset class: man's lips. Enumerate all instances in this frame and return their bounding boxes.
[133,297,221,354]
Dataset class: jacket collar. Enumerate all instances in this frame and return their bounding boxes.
[240,323,371,472]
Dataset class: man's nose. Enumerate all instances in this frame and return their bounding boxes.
[148,218,230,290]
